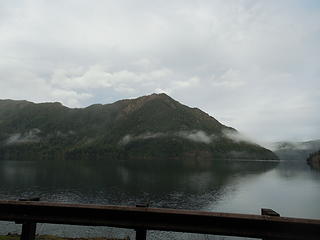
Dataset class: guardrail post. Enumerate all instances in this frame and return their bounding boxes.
[261,208,280,240]
[135,202,149,240]
[19,197,40,240]
[261,208,280,217]
[21,222,37,240]
[135,228,147,240]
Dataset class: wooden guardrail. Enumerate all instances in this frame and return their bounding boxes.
[0,200,319,240]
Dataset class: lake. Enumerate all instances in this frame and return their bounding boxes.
[0,159,319,240]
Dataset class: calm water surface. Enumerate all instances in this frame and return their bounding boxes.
[0,159,319,239]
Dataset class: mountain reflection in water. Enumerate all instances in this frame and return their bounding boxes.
[0,159,276,208]
[0,159,319,239]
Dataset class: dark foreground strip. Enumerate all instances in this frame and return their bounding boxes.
[0,200,319,240]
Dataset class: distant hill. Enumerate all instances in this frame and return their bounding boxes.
[271,140,320,160]
[0,93,278,166]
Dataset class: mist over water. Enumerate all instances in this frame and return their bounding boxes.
[0,159,319,240]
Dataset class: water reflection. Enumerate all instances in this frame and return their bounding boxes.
[0,159,277,209]
[1,159,319,239]
[208,161,320,219]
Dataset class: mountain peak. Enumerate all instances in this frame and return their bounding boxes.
[136,92,172,102]
[149,92,170,98]
[118,93,175,115]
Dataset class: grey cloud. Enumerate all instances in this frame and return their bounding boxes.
[222,129,255,144]
[177,130,214,144]
[6,128,41,145]
[119,130,216,145]
[55,130,76,138]
[269,141,320,151]
[0,0,319,142]
[119,132,168,145]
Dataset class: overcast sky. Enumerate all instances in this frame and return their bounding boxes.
[0,0,319,143]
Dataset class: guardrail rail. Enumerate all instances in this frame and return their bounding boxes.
[0,200,319,240]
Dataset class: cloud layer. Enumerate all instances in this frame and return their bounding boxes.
[119,130,252,145]
[6,128,41,145]
[1,0,319,142]
[119,131,214,145]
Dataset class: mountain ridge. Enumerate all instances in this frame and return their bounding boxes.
[271,139,320,160]
[0,93,278,165]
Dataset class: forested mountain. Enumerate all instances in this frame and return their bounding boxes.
[0,93,278,166]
